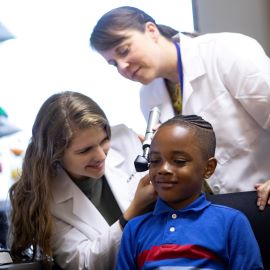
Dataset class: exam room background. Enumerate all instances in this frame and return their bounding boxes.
[0,0,194,139]
[1,0,269,141]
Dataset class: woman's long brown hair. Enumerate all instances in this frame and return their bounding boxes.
[9,91,110,262]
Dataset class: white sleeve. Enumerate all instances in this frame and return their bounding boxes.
[217,33,270,130]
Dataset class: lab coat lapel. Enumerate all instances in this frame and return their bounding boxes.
[104,147,132,213]
[180,34,206,110]
[51,168,108,230]
[69,150,124,227]
[72,182,108,229]
[51,145,140,229]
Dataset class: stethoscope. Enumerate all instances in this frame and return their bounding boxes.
[173,41,184,101]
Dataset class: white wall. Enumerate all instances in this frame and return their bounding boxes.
[193,0,270,56]
[0,0,194,201]
[0,0,194,138]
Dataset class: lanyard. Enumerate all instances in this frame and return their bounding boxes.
[173,41,184,98]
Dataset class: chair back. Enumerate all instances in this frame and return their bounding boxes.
[0,210,8,249]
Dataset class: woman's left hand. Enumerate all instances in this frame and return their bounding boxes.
[255,180,270,211]
[123,174,157,221]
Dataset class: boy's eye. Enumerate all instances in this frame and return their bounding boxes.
[149,159,160,164]
[174,159,186,165]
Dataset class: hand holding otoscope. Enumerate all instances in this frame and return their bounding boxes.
[134,107,161,172]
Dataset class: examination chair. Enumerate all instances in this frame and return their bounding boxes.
[0,259,62,270]
[207,191,270,269]
[0,210,8,249]
[0,210,62,270]
[0,262,42,270]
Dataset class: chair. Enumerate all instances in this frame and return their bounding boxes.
[0,210,8,249]
[0,262,42,270]
[0,209,62,270]
[206,191,270,269]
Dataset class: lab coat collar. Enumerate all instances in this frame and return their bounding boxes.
[50,147,132,226]
[51,147,124,204]
[179,33,206,107]
[140,34,207,122]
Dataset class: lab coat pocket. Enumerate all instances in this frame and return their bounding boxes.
[199,91,261,165]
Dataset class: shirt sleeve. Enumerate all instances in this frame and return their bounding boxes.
[115,222,137,270]
[227,212,263,269]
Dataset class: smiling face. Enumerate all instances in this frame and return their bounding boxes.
[100,23,164,85]
[149,124,216,210]
[61,126,110,181]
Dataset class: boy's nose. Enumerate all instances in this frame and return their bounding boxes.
[158,162,172,174]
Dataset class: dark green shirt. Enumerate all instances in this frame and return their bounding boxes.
[74,177,122,225]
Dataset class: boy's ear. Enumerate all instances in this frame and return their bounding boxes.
[204,157,217,179]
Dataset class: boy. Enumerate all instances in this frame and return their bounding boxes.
[116,115,263,269]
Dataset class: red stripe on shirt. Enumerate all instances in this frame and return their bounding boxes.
[137,244,221,269]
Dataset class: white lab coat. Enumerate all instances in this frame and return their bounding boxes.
[140,32,270,194]
[50,124,145,270]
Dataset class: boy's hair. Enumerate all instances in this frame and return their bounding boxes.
[90,6,178,51]
[159,114,216,159]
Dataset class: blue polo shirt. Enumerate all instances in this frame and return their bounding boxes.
[116,193,263,270]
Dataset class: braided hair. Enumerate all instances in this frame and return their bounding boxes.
[159,114,216,159]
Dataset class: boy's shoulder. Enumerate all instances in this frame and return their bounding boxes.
[126,211,154,231]
[206,202,249,222]
[129,211,153,223]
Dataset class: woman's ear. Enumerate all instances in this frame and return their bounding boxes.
[204,157,217,179]
[145,22,160,42]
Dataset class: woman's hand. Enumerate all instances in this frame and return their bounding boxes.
[137,123,161,143]
[255,180,270,211]
[123,174,157,221]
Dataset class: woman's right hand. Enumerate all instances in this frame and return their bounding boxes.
[123,174,157,221]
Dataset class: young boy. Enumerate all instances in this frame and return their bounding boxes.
[116,115,263,269]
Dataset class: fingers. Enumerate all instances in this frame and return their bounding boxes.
[254,183,261,189]
[138,174,151,186]
[152,123,161,132]
[137,134,145,143]
[255,180,270,211]
[137,124,160,143]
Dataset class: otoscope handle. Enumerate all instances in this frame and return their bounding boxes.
[142,107,160,148]
[134,107,160,172]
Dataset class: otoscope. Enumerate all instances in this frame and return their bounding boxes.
[134,107,161,172]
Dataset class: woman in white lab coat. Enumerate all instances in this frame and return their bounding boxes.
[90,6,270,210]
[9,91,156,269]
